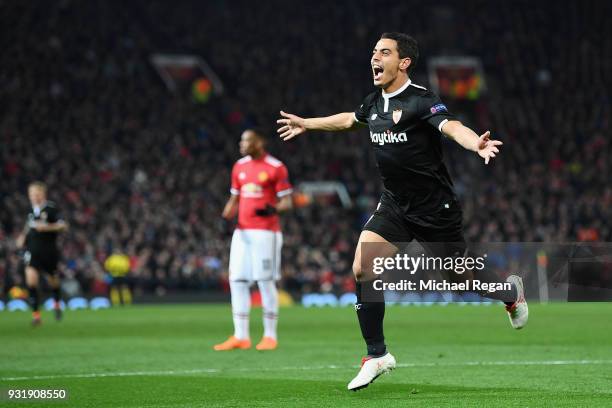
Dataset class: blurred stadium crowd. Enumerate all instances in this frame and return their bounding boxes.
[1,1,610,298]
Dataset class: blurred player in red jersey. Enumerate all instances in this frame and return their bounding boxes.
[214,129,293,351]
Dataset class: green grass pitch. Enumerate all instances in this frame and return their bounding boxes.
[1,303,612,407]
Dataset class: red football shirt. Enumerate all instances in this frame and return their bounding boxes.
[231,153,293,232]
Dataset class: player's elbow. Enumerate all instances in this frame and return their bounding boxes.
[344,112,357,129]
[441,120,462,138]
[279,196,293,211]
[352,259,364,281]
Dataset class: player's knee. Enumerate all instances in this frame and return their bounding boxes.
[25,269,39,286]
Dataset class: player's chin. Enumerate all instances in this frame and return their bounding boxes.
[373,78,391,89]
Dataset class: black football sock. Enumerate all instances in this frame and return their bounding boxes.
[355,281,386,357]
[472,268,518,305]
[28,286,40,312]
[52,287,61,305]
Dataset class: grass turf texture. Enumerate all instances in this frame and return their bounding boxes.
[1,303,612,407]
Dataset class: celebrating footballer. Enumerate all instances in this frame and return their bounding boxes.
[277,32,528,391]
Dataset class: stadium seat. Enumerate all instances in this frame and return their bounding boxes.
[7,299,29,312]
[338,292,357,306]
[422,292,443,306]
[320,293,339,307]
[89,297,112,310]
[462,292,484,305]
[68,297,89,310]
[400,292,423,306]
[302,293,339,307]
[301,293,321,308]
[44,298,66,311]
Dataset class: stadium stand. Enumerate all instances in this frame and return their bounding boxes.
[1,0,610,298]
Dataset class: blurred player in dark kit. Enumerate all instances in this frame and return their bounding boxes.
[17,182,68,326]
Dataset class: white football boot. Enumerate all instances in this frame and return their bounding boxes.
[347,352,396,391]
[505,275,528,329]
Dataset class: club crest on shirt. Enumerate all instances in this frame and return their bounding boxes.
[242,183,263,196]
[392,109,402,124]
[258,171,269,182]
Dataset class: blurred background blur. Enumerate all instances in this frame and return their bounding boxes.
[1,0,610,304]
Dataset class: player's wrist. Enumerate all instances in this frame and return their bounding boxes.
[265,204,278,214]
[302,118,312,130]
[255,204,277,217]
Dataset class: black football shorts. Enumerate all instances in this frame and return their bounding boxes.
[363,190,467,258]
[25,250,59,275]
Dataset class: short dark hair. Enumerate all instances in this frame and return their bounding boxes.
[245,127,267,143]
[380,32,419,72]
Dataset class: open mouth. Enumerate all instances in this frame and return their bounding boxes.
[372,65,383,81]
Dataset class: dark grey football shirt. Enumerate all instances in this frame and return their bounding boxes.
[355,80,458,215]
[25,201,62,255]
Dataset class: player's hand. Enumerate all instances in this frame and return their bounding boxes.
[219,218,233,237]
[277,111,306,141]
[476,131,503,165]
[255,204,277,217]
[16,234,25,249]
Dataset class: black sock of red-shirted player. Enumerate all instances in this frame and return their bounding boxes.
[355,281,387,357]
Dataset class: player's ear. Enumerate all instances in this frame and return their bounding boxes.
[400,57,411,71]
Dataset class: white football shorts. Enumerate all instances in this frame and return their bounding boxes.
[229,229,283,282]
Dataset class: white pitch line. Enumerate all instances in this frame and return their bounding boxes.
[398,359,612,368]
[1,369,220,382]
[2,360,612,382]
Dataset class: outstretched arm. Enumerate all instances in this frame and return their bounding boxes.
[277,111,364,141]
[441,120,503,165]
